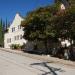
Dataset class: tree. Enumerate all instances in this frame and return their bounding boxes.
[0,19,4,47]
[21,0,75,57]
[69,0,75,7]
[21,6,58,54]
[3,19,10,33]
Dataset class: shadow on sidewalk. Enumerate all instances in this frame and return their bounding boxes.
[30,62,65,75]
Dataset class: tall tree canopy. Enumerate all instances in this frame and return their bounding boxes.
[0,19,4,46]
[21,6,59,53]
[21,5,59,41]
[0,19,8,47]
[21,1,75,55]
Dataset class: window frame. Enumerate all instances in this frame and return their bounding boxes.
[7,38,11,43]
[12,27,15,32]
[18,25,21,30]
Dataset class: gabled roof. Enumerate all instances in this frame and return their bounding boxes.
[9,13,24,28]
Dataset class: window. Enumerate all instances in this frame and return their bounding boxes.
[18,25,21,29]
[20,35,23,39]
[12,27,15,32]
[7,38,11,43]
[14,35,19,40]
[17,35,19,40]
[14,35,23,41]
[14,36,17,40]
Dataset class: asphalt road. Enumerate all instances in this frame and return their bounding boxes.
[0,49,75,75]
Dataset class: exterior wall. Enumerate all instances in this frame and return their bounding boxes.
[4,30,27,48]
[4,13,27,48]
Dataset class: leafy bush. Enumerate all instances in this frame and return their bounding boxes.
[10,44,22,50]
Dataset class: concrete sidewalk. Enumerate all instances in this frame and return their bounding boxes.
[0,48,75,68]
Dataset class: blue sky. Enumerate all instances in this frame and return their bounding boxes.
[0,0,54,22]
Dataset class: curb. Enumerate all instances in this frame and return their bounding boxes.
[0,48,75,68]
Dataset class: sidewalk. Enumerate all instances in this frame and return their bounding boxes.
[0,48,75,68]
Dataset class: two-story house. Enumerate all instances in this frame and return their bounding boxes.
[4,13,27,48]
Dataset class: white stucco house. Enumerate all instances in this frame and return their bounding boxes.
[4,13,27,48]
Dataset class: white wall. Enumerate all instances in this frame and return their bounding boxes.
[4,13,27,48]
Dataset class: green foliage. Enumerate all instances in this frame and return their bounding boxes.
[21,5,60,54]
[22,5,59,41]
[10,44,22,49]
[21,0,75,55]
[0,19,4,47]
[69,0,75,7]
[53,8,75,40]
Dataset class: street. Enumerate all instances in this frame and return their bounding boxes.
[0,49,75,75]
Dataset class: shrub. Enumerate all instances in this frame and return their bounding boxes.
[10,44,22,50]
